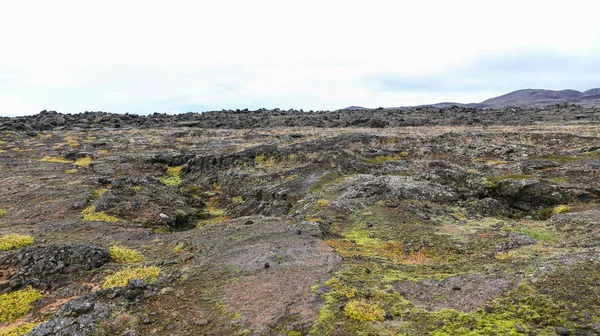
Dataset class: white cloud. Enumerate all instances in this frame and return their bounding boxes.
[1,0,599,116]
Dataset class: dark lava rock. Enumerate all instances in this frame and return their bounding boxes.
[30,294,110,336]
[0,244,110,292]
[93,176,204,230]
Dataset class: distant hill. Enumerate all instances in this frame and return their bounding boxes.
[342,106,370,111]
[478,88,600,108]
[348,88,600,110]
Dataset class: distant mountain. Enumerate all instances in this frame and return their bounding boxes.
[349,88,600,110]
[342,106,371,111]
[477,88,600,108]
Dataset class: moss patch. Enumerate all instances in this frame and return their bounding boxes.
[82,205,121,223]
[159,166,183,186]
[0,323,40,336]
[109,245,145,263]
[102,266,161,289]
[0,287,44,322]
[0,234,34,251]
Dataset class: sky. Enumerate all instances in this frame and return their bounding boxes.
[1,0,599,116]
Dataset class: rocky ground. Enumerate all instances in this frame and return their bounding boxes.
[1,107,600,335]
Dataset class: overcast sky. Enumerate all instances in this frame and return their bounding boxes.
[1,0,599,116]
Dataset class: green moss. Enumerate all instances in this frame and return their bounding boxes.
[92,188,108,198]
[40,156,71,163]
[0,234,34,251]
[64,168,78,174]
[255,155,275,168]
[159,166,182,186]
[520,228,556,244]
[553,204,571,214]
[486,174,536,183]
[231,196,244,204]
[361,154,402,164]
[534,154,579,164]
[173,243,185,253]
[309,173,346,193]
[344,300,385,322]
[315,199,330,207]
[429,283,569,335]
[0,322,40,336]
[0,209,6,217]
[109,245,145,263]
[74,157,92,167]
[82,205,121,222]
[102,266,161,289]
[0,287,44,322]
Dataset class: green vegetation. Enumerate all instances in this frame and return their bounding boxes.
[344,300,385,322]
[486,174,536,183]
[74,157,92,167]
[0,209,6,217]
[82,205,121,222]
[486,160,508,165]
[0,323,40,336]
[102,266,161,289]
[92,188,108,198]
[310,173,346,193]
[520,227,555,244]
[231,196,244,204]
[159,166,182,186]
[65,168,78,174]
[0,234,34,251]
[553,204,571,214]
[361,154,402,164]
[173,243,185,253]
[40,156,71,163]
[109,244,145,263]
[255,155,275,168]
[0,287,44,322]
[316,199,330,207]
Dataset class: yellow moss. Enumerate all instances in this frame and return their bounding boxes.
[65,169,78,174]
[196,216,229,227]
[553,204,571,214]
[486,160,508,165]
[40,156,71,163]
[344,300,385,322]
[102,266,161,289]
[109,245,145,263]
[74,157,92,167]
[166,166,182,176]
[0,287,44,322]
[362,154,402,164]
[98,149,109,154]
[159,166,182,186]
[255,155,275,168]
[231,196,244,204]
[130,186,142,191]
[93,188,108,198]
[0,234,34,251]
[466,169,478,174]
[0,323,39,336]
[316,199,331,207]
[82,205,120,222]
[0,210,6,217]
[173,243,185,253]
